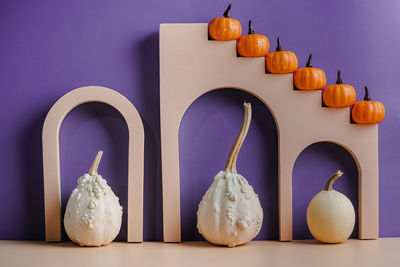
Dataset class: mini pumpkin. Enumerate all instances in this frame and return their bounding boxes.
[266,37,298,73]
[64,151,123,246]
[197,102,263,247]
[323,70,356,107]
[237,20,269,57]
[294,54,326,90]
[208,4,242,41]
[351,86,385,124]
[307,170,355,243]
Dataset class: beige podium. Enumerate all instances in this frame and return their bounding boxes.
[160,23,379,242]
[42,86,144,242]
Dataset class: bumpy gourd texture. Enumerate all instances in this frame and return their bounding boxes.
[64,151,122,246]
[197,171,263,247]
[197,102,263,247]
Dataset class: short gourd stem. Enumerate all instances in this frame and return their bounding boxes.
[323,170,343,191]
[223,4,232,18]
[364,86,371,101]
[306,53,313,67]
[248,20,255,34]
[276,37,282,52]
[336,70,343,84]
[89,150,103,176]
[224,102,252,173]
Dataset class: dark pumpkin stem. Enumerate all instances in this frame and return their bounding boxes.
[336,70,343,84]
[364,86,371,101]
[276,37,282,51]
[223,4,231,18]
[248,20,255,34]
[306,53,313,67]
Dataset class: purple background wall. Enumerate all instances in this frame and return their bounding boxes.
[0,0,399,241]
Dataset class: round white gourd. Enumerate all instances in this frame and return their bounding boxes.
[306,170,355,243]
[197,102,263,247]
[64,151,123,246]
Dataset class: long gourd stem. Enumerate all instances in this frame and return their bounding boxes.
[224,102,252,173]
[224,103,250,172]
[89,150,103,176]
[323,170,343,191]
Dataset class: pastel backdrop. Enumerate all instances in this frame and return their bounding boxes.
[0,0,399,241]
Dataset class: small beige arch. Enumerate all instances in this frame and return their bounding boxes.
[43,86,144,242]
[293,140,377,239]
[160,23,379,242]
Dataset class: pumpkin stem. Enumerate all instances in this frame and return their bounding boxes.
[336,70,343,84]
[223,4,231,18]
[248,20,255,34]
[224,102,252,173]
[306,53,313,67]
[276,37,283,52]
[323,170,343,191]
[364,86,371,101]
[89,150,103,176]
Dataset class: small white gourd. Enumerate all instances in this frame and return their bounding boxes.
[307,170,355,243]
[197,102,263,247]
[64,150,123,246]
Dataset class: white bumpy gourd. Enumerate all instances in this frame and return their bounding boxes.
[307,170,355,243]
[197,102,263,247]
[64,151,123,246]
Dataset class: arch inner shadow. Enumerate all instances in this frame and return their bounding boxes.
[292,142,359,240]
[179,88,279,241]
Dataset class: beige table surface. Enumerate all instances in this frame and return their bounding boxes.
[1,239,399,267]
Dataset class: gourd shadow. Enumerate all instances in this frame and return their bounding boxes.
[179,88,279,241]
[18,108,49,240]
[135,32,163,241]
[59,103,129,242]
[292,142,359,240]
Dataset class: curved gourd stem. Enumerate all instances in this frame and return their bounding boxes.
[364,86,371,101]
[323,170,343,191]
[276,37,283,52]
[336,70,343,84]
[223,4,231,18]
[89,150,103,176]
[248,20,255,34]
[224,102,252,173]
[306,53,313,67]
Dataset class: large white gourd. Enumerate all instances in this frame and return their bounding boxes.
[64,151,123,246]
[307,170,355,243]
[197,102,263,247]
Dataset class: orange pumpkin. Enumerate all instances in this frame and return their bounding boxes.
[266,37,298,73]
[209,4,242,41]
[351,86,385,124]
[323,70,356,107]
[237,20,269,57]
[294,54,326,90]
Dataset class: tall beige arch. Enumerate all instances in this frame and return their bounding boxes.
[43,86,144,242]
[160,23,379,242]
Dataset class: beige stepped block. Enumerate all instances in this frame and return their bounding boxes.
[159,23,379,242]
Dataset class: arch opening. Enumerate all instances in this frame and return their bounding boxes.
[59,102,129,241]
[292,141,359,240]
[178,88,279,241]
[42,86,144,242]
